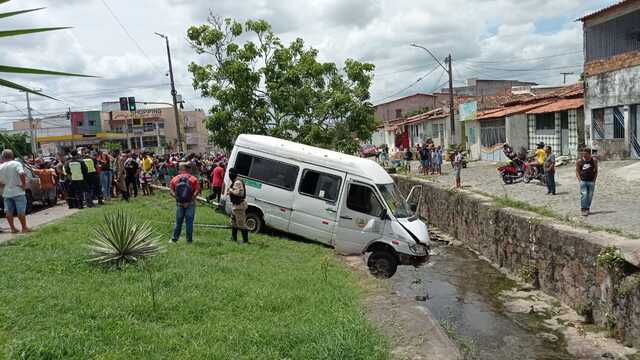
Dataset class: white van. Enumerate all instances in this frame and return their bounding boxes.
[223,134,429,277]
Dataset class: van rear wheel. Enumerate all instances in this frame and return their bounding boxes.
[245,211,263,233]
[367,250,398,278]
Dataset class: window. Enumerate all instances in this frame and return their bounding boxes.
[432,123,442,138]
[592,109,605,139]
[613,107,625,139]
[347,183,383,217]
[377,183,412,218]
[144,122,156,132]
[78,121,84,127]
[142,136,158,148]
[395,109,402,118]
[299,170,342,203]
[89,120,95,126]
[585,8,640,61]
[158,122,165,129]
[234,152,299,191]
[535,113,555,131]
[480,118,506,147]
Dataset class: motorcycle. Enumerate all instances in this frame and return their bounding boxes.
[497,160,527,184]
[523,157,547,185]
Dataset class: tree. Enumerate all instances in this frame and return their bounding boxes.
[0,0,94,98]
[0,133,31,158]
[187,15,376,154]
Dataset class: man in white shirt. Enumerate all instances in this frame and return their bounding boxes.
[0,149,30,233]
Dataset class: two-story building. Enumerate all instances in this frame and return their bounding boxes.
[580,0,640,159]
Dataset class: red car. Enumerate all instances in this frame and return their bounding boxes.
[360,144,379,158]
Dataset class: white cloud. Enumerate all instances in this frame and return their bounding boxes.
[0,0,611,122]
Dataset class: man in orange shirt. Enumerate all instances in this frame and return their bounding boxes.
[34,162,58,207]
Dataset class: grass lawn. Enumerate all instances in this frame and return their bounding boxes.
[0,193,388,359]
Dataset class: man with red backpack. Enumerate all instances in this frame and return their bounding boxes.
[169,163,200,244]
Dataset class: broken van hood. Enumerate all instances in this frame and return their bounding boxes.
[397,217,430,246]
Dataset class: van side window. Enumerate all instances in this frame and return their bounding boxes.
[233,152,299,191]
[299,170,341,203]
[346,184,383,217]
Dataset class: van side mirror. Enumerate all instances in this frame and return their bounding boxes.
[409,202,418,212]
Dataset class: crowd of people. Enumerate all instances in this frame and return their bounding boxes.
[19,149,228,210]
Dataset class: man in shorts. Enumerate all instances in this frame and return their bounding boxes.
[0,150,30,233]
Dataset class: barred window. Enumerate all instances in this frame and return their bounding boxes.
[480,118,506,147]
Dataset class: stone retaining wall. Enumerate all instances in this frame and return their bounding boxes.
[394,175,640,348]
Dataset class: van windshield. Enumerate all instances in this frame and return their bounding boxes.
[377,183,413,219]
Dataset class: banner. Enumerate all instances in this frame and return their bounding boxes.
[459,101,478,122]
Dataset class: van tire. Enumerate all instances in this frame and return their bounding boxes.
[245,211,263,233]
[367,250,398,278]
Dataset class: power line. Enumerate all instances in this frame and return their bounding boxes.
[100,0,161,71]
[464,50,582,64]
[373,65,442,104]
[375,62,436,77]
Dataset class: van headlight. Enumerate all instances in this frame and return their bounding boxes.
[408,243,418,253]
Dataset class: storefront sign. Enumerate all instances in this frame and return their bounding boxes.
[459,101,478,122]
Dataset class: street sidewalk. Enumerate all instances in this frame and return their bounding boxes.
[410,159,640,239]
[0,205,79,245]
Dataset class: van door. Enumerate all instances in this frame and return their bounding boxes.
[289,166,345,245]
[333,178,385,255]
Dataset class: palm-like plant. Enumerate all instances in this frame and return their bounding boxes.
[88,211,163,266]
[1,0,94,98]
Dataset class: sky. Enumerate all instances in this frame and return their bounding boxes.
[0,0,614,128]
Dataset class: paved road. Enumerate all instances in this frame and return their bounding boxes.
[411,159,640,237]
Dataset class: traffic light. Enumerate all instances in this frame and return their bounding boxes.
[128,97,136,112]
[119,97,128,111]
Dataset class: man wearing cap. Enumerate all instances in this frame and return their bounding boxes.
[227,168,249,244]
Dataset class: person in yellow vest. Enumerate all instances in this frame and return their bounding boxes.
[64,149,88,209]
[82,150,101,207]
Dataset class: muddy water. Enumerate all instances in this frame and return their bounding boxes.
[391,242,574,360]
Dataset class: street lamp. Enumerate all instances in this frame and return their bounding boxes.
[155,32,184,152]
[411,43,456,138]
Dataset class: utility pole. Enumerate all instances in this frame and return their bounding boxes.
[155,32,183,153]
[25,92,37,156]
[447,54,456,138]
[411,44,456,142]
[560,72,574,84]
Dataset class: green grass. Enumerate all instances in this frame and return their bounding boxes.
[0,194,388,359]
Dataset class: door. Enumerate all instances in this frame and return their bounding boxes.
[333,178,385,255]
[289,166,345,245]
[561,112,569,155]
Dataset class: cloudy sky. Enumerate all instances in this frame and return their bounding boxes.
[0,0,612,127]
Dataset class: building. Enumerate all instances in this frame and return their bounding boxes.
[470,84,584,161]
[374,93,437,123]
[580,0,640,159]
[442,78,538,97]
[183,110,209,154]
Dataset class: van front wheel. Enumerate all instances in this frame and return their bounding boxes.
[245,211,263,233]
[367,251,398,278]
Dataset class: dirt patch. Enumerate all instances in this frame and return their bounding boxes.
[341,255,462,360]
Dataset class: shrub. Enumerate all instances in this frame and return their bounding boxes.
[88,211,163,266]
[597,245,625,272]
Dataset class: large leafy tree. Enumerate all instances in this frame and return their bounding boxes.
[0,0,93,98]
[187,15,376,153]
[0,133,31,157]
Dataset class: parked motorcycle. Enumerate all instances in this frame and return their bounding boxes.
[497,160,527,184]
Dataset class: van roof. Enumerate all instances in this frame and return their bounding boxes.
[235,134,393,184]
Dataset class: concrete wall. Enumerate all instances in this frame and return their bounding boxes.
[394,175,640,348]
[584,64,640,159]
[506,114,528,151]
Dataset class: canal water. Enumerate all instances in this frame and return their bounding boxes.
[391,241,575,360]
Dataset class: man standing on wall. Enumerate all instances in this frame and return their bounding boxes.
[576,148,598,216]
[544,146,556,196]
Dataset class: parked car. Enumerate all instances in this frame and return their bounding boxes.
[223,134,430,278]
[360,144,379,158]
[0,160,45,215]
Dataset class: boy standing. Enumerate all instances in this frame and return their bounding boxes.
[576,148,598,216]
